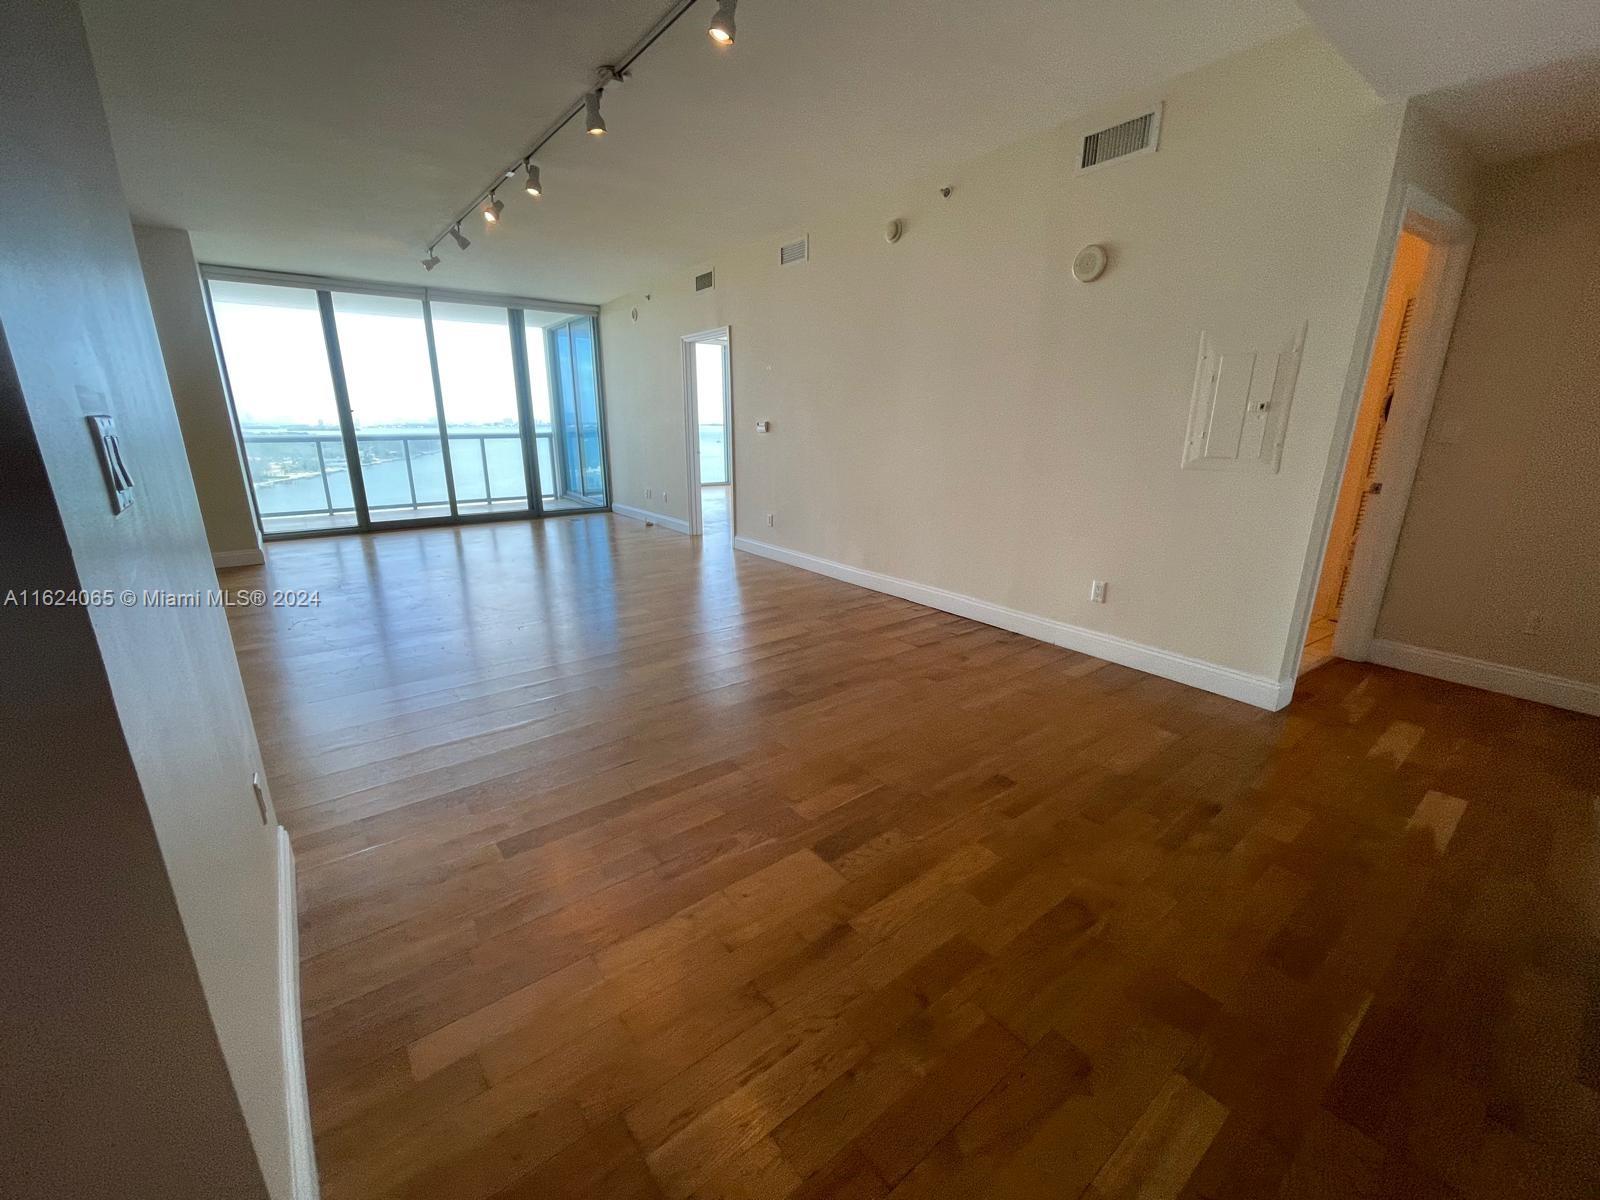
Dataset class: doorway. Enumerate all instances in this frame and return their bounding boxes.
[1296,189,1476,677]
[683,328,732,539]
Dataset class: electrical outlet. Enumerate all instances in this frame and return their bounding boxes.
[1089,580,1107,604]
[662,491,668,504]
[1522,609,1545,636]
[766,512,775,527]
[645,488,652,500]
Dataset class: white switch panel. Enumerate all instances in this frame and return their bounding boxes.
[1089,580,1107,604]
[1182,323,1305,473]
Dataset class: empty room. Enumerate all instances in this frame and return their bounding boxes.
[4,2,1598,1198]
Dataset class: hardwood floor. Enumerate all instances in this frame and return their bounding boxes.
[224,514,1600,1200]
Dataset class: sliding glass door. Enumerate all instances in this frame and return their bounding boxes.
[209,280,358,535]
[546,315,608,510]
[431,301,530,517]
[330,292,453,524]
[205,270,608,538]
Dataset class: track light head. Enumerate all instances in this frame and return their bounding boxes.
[449,223,470,251]
[483,193,505,224]
[585,90,607,136]
[709,0,736,45]
[422,250,441,271]
[524,162,542,197]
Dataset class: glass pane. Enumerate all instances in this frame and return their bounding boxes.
[535,435,556,501]
[209,280,356,534]
[432,301,528,515]
[552,323,582,497]
[521,315,555,500]
[448,439,487,502]
[331,292,450,522]
[695,342,728,485]
[570,317,606,499]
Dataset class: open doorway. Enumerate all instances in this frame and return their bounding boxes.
[1297,190,1475,678]
[682,327,732,539]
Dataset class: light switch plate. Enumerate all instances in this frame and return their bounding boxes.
[86,413,136,514]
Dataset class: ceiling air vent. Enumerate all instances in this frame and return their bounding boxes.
[694,269,715,293]
[779,236,809,266]
[1079,105,1162,172]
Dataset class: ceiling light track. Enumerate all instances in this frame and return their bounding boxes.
[424,0,734,267]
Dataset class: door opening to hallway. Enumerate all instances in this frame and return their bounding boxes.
[684,328,732,539]
[1300,191,1475,679]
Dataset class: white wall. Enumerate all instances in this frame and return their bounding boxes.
[0,2,294,1195]
[134,225,263,566]
[601,30,1413,698]
[1375,140,1600,690]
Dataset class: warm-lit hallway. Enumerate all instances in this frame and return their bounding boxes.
[225,516,1600,1200]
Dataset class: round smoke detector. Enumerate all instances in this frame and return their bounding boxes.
[885,218,904,245]
[630,306,640,323]
[1072,243,1109,283]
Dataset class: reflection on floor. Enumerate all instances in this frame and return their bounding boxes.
[260,495,601,535]
[1302,616,1338,676]
[541,496,607,514]
[223,516,1600,1200]
[701,484,730,539]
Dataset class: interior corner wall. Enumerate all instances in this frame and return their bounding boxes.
[133,225,263,565]
[0,1,292,1196]
[600,29,1408,695]
[1374,139,1600,687]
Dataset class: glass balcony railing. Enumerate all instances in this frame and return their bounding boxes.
[243,431,558,529]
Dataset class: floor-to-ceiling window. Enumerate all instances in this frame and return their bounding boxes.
[330,291,453,524]
[205,269,609,537]
[544,315,608,510]
[430,300,529,518]
[209,280,357,534]
[694,340,729,486]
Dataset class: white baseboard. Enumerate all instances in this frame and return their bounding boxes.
[612,503,692,535]
[276,828,320,1200]
[1367,639,1600,717]
[214,548,266,569]
[731,536,1291,711]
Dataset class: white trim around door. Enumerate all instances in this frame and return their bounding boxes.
[1282,184,1477,688]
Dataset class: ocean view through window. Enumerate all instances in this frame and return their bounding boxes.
[206,270,608,534]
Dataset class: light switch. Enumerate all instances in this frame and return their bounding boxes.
[86,414,136,514]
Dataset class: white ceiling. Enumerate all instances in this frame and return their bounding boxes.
[1420,53,1600,164]
[1296,0,1600,98]
[81,0,1304,304]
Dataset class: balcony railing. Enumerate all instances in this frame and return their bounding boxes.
[243,431,559,525]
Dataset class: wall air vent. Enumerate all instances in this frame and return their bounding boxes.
[1079,105,1162,172]
[694,269,715,293]
[779,236,809,266]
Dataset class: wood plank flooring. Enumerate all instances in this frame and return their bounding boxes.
[223,514,1600,1200]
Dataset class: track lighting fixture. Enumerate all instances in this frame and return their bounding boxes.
[585,89,607,136]
[426,1,749,263]
[708,0,736,45]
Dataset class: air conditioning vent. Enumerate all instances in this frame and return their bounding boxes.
[779,236,809,266]
[1079,105,1161,172]
[694,269,715,293]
